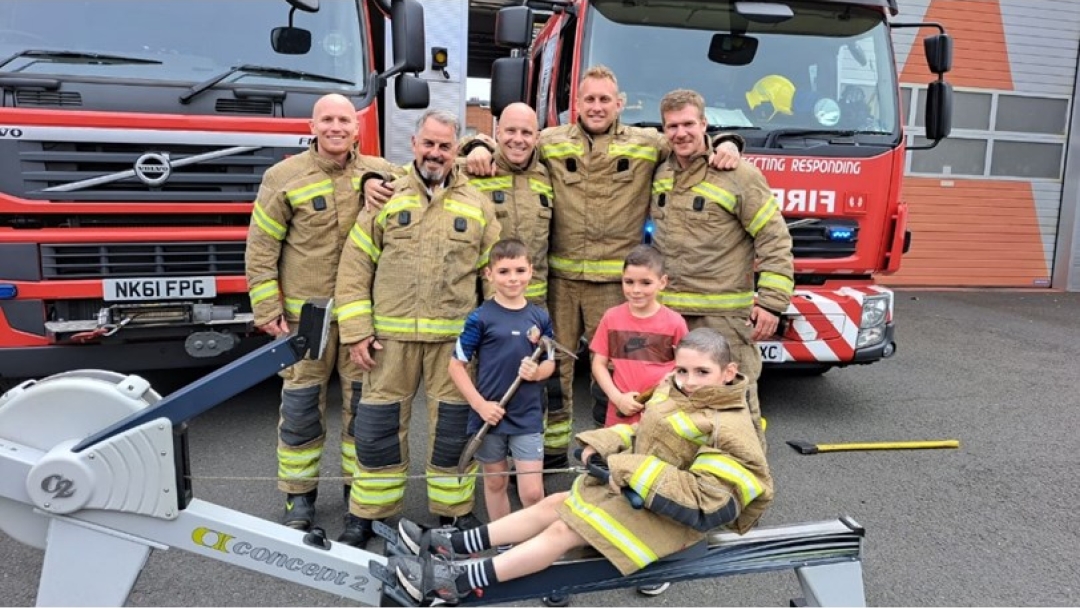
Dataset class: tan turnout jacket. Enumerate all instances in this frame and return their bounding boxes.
[556,373,773,575]
[334,165,501,344]
[245,145,397,326]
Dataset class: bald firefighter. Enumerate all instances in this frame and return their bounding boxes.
[650,89,794,448]
[334,110,501,548]
[466,66,743,469]
[244,94,400,532]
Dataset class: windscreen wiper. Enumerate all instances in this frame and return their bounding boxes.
[0,49,162,73]
[707,125,761,133]
[180,64,355,104]
[762,128,885,149]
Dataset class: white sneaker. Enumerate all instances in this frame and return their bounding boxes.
[637,582,671,596]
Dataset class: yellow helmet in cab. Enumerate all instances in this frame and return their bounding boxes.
[745,74,796,121]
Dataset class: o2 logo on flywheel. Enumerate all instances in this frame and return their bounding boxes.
[41,474,76,499]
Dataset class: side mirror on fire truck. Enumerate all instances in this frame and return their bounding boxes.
[390,0,426,75]
[491,56,529,117]
[495,6,535,48]
[395,74,430,110]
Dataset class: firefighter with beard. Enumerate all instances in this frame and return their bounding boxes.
[650,89,794,449]
[245,93,400,532]
[466,66,744,470]
[334,110,501,548]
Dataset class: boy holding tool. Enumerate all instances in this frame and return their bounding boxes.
[385,327,773,605]
[449,239,556,524]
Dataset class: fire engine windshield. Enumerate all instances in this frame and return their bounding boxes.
[583,0,900,146]
[0,0,367,92]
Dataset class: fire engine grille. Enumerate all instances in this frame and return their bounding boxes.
[40,241,246,279]
[49,293,253,323]
[15,90,83,107]
[17,141,285,202]
[788,220,858,259]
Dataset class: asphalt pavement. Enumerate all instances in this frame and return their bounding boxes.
[1,290,1079,606]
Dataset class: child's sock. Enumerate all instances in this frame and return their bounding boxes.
[450,525,491,554]
[456,558,498,594]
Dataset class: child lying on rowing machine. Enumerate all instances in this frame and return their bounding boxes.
[387,327,774,604]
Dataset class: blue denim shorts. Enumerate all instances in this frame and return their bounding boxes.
[476,432,544,463]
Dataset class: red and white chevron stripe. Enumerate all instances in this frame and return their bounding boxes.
[759,285,893,363]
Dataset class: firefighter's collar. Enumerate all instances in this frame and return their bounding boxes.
[574,116,624,139]
[494,147,537,173]
[411,160,456,197]
[670,135,712,171]
[308,141,357,173]
[674,374,750,411]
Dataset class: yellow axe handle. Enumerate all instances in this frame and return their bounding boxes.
[816,440,960,452]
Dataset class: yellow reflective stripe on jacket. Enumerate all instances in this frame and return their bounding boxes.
[377,195,422,228]
[335,299,372,323]
[529,179,554,198]
[352,471,407,506]
[469,176,513,191]
[567,477,657,569]
[541,142,584,158]
[525,282,547,299]
[608,423,636,448]
[351,176,362,191]
[373,316,465,336]
[690,453,764,506]
[659,291,755,310]
[286,179,334,207]
[549,256,624,278]
[476,243,493,270]
[249,280,280,305]
[758,271,794,295]
[667,411,709,445]
[283,297,307,317]
[648,383,671,406]
[426,467,477,506]
[652,178,673,195]
[627,454,666,499]
[444,199,487,227]
[609,142,658,162]
[692,181,737,213]
[747,196,780,237]
[252,203,286,241]
[349,223,381,263]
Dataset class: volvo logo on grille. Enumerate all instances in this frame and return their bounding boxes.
[134,152,172,186]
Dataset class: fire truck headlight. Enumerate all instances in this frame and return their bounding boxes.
[860,296,888,328]
[856,325,885,348]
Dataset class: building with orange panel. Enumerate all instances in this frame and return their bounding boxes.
[887,0,1080,290]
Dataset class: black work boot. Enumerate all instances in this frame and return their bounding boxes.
[439,512,484,531]
[282,489,317,531]
[544,451,569,471]
[337,513,375,548]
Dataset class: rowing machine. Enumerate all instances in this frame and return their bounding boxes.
[0,297,869,607]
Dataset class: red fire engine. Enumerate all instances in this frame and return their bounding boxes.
[489,0,952,373]
[0,0,429,384]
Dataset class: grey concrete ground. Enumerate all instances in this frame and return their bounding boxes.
[1,290,1079,606]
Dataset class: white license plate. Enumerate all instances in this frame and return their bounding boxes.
[103,277,216,302]
[758,342,785,363]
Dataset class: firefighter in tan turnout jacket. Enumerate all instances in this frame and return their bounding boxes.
[467,66,743,470]
[650,89,794,446]
[244,94,398,532]
[463,103,554,306]
[334,110,501,548]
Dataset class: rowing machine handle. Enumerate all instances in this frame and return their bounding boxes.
[572,448,645,509]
